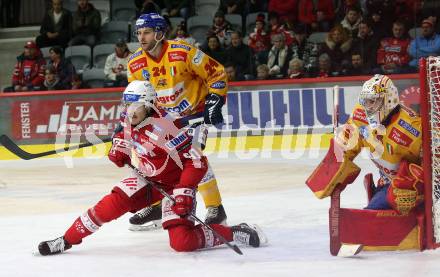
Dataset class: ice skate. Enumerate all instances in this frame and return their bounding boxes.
[38,236,72,256]
[128,204,162,231]
[231,223,267,247]
[205,204,227,225]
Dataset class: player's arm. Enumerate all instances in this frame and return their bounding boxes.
[188,47,228,125]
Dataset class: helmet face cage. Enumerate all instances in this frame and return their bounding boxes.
[359,74,399,124]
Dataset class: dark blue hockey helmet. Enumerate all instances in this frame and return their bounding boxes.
[135,13,167,32]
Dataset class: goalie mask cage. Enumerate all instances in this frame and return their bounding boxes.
[419,57,440,249]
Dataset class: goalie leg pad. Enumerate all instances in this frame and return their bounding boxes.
[306,138,361,199]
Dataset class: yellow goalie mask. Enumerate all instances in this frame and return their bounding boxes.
[359,74,400,127]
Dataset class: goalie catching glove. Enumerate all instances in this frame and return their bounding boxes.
[171,188,196,217]
[387,160,424,215]
[204,93,224,125]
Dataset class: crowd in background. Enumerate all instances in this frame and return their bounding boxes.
[3,0,440,92]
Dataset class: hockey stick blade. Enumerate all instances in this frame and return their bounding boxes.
[0,134,111,160]
[128,164,243,255]
[337,244,363,257]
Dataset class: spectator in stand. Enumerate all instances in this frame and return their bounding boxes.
[36,0,72,48]
[316,53,332,78]
[345,52,369,76]
[267,33,293,79]
[248,13,271,65]
[256,64,271,80]
[135,0,161,17]
[340,6,362,38]
[4,41,46,92]
[420,1,440,33]
[224,62,245,81]
[47,46,75,89]
[268,0,298,25]
[41,65,65,90]
[203,35,227,65]
[172,21,197,46]
[351,20,380,71]
[225,31,255,79]
[104,40,131,88]
[207,10,233,48]
[376,20,412,74]
[71,74,89,89]
[287,58,307,79]
[291,24,320,75]
[69,0,101,47]
[367,10,390,40]
[408,18,440,68]
[297,0,335,33]
[162,0,190,19]
[320,25,352,76]
[334,0,361,22]
[268,12,294,46]
[218,0,246,15]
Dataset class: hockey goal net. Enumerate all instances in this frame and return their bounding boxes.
[419,57,440,249]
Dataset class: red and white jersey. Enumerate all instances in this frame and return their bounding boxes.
[118,110,208,190]
[376,37,411,66]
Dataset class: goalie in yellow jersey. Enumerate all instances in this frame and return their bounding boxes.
[125,13,228,230]
[308,74,424,215]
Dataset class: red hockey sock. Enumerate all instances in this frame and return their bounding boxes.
[64,191,132,244]
[196,224,233,248]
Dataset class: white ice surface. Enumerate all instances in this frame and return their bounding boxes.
[1,151,440,277]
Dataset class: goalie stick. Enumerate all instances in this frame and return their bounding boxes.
[128,164,243,255]
[0,134,112,160]
[330,85,363,257]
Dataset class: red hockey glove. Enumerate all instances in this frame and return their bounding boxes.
[171,188,195,217]
[108,135,131,168]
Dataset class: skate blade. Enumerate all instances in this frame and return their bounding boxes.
[337,244,363,257]
[128,220,162,232]
[250,224,268,245]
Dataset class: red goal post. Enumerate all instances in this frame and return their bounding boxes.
[419,57,440,249]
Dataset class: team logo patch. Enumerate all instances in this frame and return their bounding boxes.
[386,143,393,154]
[210,81,226,89]
[389,127,413,147]
[192,49,204,65]
[398,119,420,137]
[129,57,147,73]
[171,44,191,51]
[352,108,368,124]
[168,51,187,62]
[142,69,150,80]
[157,78,167,87]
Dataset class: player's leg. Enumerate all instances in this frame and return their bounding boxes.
[198,166,227,224]
[38,174,153,256]
[162,196,266,251]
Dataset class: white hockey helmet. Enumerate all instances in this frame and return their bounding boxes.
[359,74,399,125]
[122,80,156,107]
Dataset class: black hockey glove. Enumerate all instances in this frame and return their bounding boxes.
[204,93,224,125]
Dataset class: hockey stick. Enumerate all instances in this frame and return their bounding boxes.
[0,134,112,160]
[329,85,363,257]
[128,164,243,255]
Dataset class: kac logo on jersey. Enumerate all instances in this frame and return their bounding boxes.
[192,49,204,65]
[142,69,150,80]
[210,81,226,89]
[398,119,420,137]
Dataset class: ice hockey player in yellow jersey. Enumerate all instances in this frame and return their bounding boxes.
[126,13,228,230]
[336,74,423,213]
